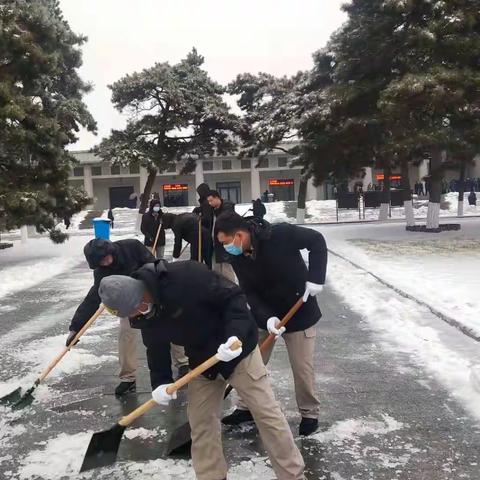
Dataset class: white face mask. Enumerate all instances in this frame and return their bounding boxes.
[138,302,153,315]
[153,206,161,213]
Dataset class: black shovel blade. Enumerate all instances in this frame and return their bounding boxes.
[80,423,126,473]
[0,387,22,406]
[12,385,37,410]
[166,422,192,457]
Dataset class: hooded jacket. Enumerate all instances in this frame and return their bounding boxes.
[224,219,328,332]
[70,239,155,331]
[131,260,258,380]
[141,199,165,248]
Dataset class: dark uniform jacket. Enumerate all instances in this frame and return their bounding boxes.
[132,260,258,380]
[225,219,328,332]
[70,239,155,331]
[141,201,166,248]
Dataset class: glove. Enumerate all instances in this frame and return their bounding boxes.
[303,281,324,302]
[65,330,79,347]
[152,384,177,405]
[216,336,242,362]
[267,317,286,339]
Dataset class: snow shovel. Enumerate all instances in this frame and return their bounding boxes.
[79,339,243,473]
[1,305,105,409]
[165,296,305,456]
[151,222,163,259]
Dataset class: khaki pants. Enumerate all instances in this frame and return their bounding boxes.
[118,317,138,382]
[237,327,320,419]
[213,261,237,283]
[188,347,305,480]
[155,245,165,259]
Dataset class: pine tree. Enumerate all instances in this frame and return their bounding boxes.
[96,49,240,216]
[378,0,480,228]
[0,0,96,241]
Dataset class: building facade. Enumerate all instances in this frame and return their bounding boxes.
[68,151,325,210]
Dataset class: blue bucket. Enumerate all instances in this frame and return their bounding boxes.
[93,218,111,240]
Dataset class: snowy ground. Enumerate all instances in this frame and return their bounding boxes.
[1,216,480,478]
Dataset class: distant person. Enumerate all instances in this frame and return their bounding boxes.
[192,183,213,231]
[108,208,114,229]
[262,190,269,203]
[141,199,165,258]
[252,198,266,219]
[367,183,373,191]
[162,212,212,268]
[206,190,236,281]
[468,190,477,206]
[63,216,71,230]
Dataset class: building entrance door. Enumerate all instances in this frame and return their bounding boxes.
[109,186,136,208]
[216,181,241,204]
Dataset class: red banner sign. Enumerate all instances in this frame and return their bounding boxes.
[376,174,402,181]
[163,184,188,191]
[269,179,294,187]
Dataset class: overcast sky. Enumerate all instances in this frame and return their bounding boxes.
[59,0,347,150]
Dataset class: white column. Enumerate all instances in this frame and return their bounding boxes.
[83,165,94,200]
[139,166,148,193]
[363,167,373,189]
[250,162,261,200]
[418,159,429,180]
[20,225,28,244]
[306,177,322,201]
[195,159,204,188]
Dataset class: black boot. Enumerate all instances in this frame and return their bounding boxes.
[299,417,318,436]
[115,381,136,397]
[222,409,254,426]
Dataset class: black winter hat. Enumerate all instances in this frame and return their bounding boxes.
[84,238,116,269]
[196,183,210,198]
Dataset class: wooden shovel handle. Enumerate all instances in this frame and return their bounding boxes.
[259,297,305,353]
[38,305,106,383]
[151,222,163,258]
[198,216,202,262]
[119,340,243,427]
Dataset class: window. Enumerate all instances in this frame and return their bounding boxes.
[258,158,269,168]
[216,181,241,204]
[110,165,120,175]
[203,161,213,171]
[129,164,140,174]
[222,160,232,170]
[241,159,251,170]
[278,156,288,168]
[91,166,102,176]
[73,167,84,177]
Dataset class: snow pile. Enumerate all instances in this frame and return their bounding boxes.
[470,365,480,393]
[327,253,480,421]
[312,414,404,444]
[124,427,165,440]
[18,432,92,479]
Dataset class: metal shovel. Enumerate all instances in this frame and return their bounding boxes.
[80,339,243,472]
[0,305,105,409]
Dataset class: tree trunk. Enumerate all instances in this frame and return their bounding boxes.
[457,161,466,217]
[135,169,157,234]
[378,164,391,221]
[426,150,442,229]
[400,157,415,227]
[296,175,308,224]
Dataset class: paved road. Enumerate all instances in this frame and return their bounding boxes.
[0,236,479,479]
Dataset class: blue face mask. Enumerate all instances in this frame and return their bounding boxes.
[224,238,243,256]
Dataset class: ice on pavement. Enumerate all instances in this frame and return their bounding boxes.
[312,414,404,443]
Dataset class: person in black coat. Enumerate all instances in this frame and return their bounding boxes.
[141,199,166,258]
[162,212,212,268]
[98,260,305,480]
[252,198,267,219]
[215,211,328,436]
[67,238,177,395]
[468,189,477,206]
[192,183,213,231]
[206,190,236,281]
